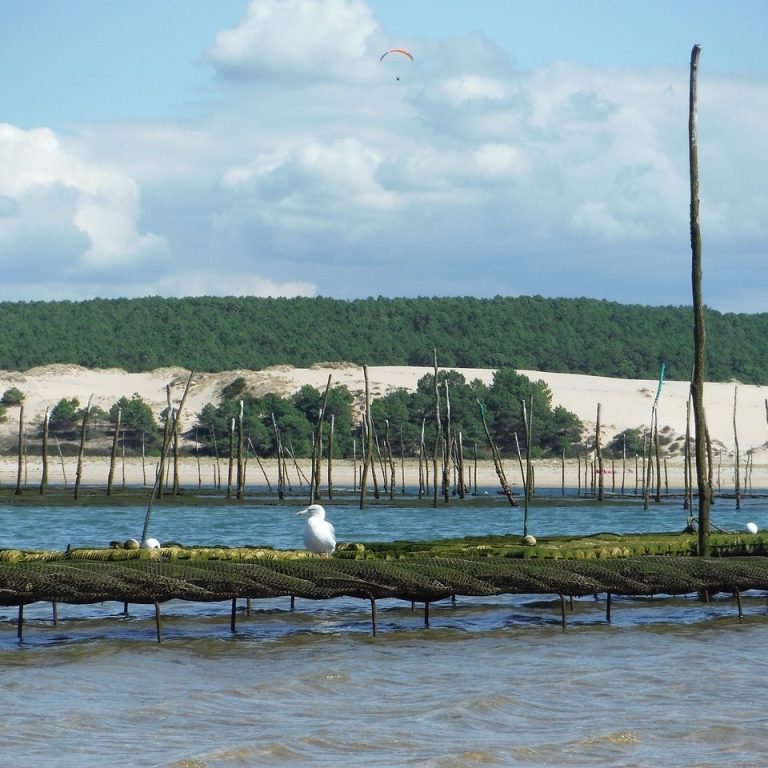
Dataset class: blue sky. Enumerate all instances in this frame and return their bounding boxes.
[0,0,766,311]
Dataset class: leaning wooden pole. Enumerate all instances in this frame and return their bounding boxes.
[359,365,373,509]
[73,397,92,501]
[688,44,712,555]
[141,371,194,544]
[311,374,332,503]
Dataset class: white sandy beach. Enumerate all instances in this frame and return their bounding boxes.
[0,363,766,490]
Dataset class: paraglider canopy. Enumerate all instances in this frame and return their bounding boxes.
[380,48,414,81]
[380,48,414,62]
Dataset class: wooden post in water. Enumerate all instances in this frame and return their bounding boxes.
[559,594,567,630]
[40,408,49,495]
[359,366,373,509]
[154,602,162,643]
[688,44,712,555]
[226,417,235,499]
[156,387,172,499]
[141,371,194,544]
[432,350,441,509]
[14,405,24,496]
[384,419,396,501]
[310,375,332,503]
[236,401,244,500]
[370,596,377,637]
[595,403,604,502]
[418,421,426,499]
[621,434,626,494]
[561,450,565,497]
[442,380,451,503]
[107,408,121,496]
[141,431,147,486]
[733,386,741,510]
[172,412,181,496]
[327,414,335,500]
[400,427,406,494]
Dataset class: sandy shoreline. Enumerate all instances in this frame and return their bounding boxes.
[0,363,766,493]
[1,455,762,497]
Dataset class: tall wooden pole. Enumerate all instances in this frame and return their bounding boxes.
[689,44,712,555]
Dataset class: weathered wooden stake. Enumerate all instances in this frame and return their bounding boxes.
[230,598,238,632]
[606,591,612,624]
[17,604,24,641]
[154,602,162,643]
[559,594,567,630]
[370,596,377,636]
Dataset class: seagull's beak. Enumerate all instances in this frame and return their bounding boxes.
[297,508,308,516]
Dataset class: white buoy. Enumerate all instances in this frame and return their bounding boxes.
[141,537,161,549]
[746,522,758,534]
[297,504,336,555]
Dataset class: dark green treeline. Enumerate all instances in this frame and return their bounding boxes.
[0,295,764,383]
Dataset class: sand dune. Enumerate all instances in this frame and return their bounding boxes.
[0,363,765,491]
[0,363,765,451]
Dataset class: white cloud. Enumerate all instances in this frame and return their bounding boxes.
[0,123,168,276]
[2,2,766,310]
[208,0,383,82]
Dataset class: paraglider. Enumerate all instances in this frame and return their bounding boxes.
[379,48,414,62]
[380,48,414,80]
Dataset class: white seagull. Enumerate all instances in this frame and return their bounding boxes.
[297,504,336,555]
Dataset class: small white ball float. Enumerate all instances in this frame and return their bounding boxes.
[141,538,161,549]
[746,522,758,534]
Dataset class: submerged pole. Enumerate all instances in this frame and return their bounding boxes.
[559,594,567,630]
[370,596,377,636]
[154,602,162,644]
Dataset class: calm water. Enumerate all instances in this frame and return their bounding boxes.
[2,492,767,767]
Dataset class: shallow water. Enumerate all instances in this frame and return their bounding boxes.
[2,493,767,767]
